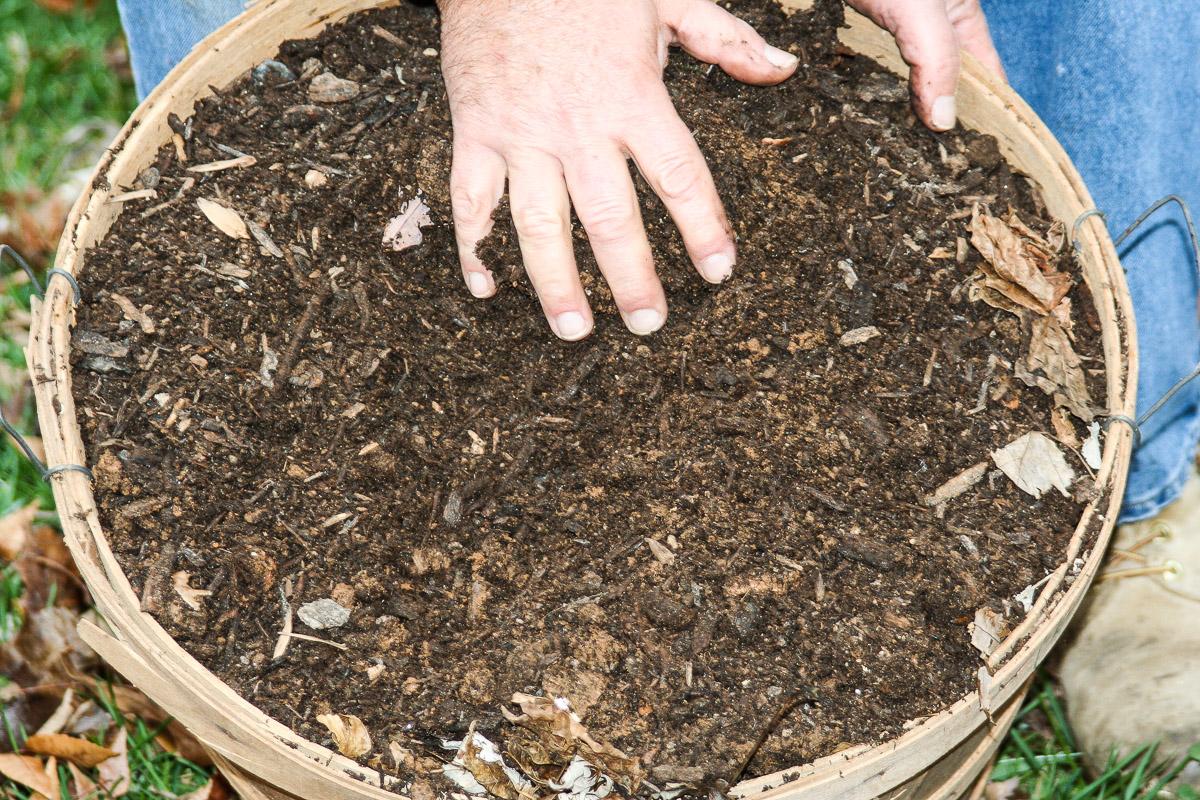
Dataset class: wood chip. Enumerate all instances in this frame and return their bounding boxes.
[838,326,880,347]
[110,293,155,335]
[646,538,675,566]
[172,570,213,610]
[372,25,405,47]
[196,198,249,239]
[187,154,256,173]
[969,607,1008,657]
[922,462,987,507]
[107,189,156,204]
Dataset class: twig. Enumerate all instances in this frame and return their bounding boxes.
[273,280,332,392]
[732,693,809,783]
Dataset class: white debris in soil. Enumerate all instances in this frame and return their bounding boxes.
[383,195,433,252]
[1081,421,1103,470]
[441,732,532,797]
[552,756,614,800]
[297,598,351,630]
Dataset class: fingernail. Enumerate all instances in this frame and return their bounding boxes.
[764,44,799,70]
[553,311,591,341]
[465,271,493,298]
[931,95,957,131]
[626,308,665,336]
[699,252,735,283]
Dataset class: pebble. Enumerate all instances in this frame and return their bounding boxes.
[731,599,760,639]
[297,598,350,630]
[252,59,296,86]
[308,72,361,104]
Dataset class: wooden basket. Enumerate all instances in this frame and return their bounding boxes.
[28,2,1136,799]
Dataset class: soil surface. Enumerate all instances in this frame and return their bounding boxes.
[73,0,1107,792]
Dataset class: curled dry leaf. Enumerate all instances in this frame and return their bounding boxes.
[172,571,213,611]
[991,431,1075,499]
[24,732,115,768]
[969,207,1071,315]
[383,196,432,252]
[1027,316,1093,422]
[443,729,536,800]
[196,198,249,240]
[316,713,373,758]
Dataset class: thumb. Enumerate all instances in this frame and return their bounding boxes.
[661,0,799,86]
[850,0,961,131]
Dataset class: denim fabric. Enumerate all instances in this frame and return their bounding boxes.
[117,0,244,99]
[119,0,1200,522]
[983,1,1200,521]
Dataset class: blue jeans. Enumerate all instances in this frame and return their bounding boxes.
[121,1,1200,523]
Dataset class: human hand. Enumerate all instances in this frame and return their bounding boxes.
[438,0,799,340]
[845,0,1006,130]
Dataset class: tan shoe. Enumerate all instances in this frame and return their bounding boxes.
[1058,470,1200,787]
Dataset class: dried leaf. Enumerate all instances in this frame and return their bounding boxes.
[1027,316,1093,422]
[68,761,98,796]
[34,688,74,736]
[1050,407,1079,448]
[316,713,372,758]
[922,462,987,507]
[443,730,536,800]
[172,571,213,611]
[383,197,432,252]
[196,198,249,239]
[969,208,1071,314]
[969,608,1008,658]
[24,733,116,768]
[991,432,1075,499]
[96,727,130,797]
[0,502,36,561]
[552,755,614,800]
[110,293,155,335]
[0,753,57,797]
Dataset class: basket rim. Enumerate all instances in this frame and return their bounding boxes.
[28,2,1137,800]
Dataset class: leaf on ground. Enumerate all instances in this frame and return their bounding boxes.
[442,729,536,800]
[0,503,37,561]
[95,727,130,797]
[991,432,1075,499]
[382,196,432,252]
[172,571,213,611]
[0,753,57,797]
[969,608,1009,657]
[1027,316,1093,422]
[196,198,249,240]
[969,207,1072,314]
[68,761,98,796]
[922,462,987,507]
[502,694,644,789]
[24,732,116,768]
[316,713,372,758]
[34,688,75,736]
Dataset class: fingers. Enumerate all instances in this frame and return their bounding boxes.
[565,149,667,335]
[506,152,594,341]
[449,139,506,298]
[946,0,1006,81]
[625,94,736,284]
[661,0,799,85]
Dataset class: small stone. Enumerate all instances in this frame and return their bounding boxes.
[731,600,760,639]
[304,169,328,189]
[308,72,360,103]
[422,47,438,57]
[252,59,296,86]
[297,598,350,630]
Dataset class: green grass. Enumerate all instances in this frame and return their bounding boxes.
[992,676,1200,800]
[0,0,135,196]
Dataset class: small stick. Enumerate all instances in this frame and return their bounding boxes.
[273,280,332,392]
[732,693,808,783]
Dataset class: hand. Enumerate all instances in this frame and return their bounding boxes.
[438,0,799,340]
[845,0,1006,130]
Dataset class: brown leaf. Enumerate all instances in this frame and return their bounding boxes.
[196,198,249,240]
[68,761,98,796]
[458,731,534,800]
[969,208,1072,314]
[24,733,116,768]
[1028,316,1093,422]
[316,713,372,758]
[0,753,57,798]
[95,727,130,797]
[0,503,36,561]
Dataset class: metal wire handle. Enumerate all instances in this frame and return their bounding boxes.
[1074,195,1200,450]
[0,245,92,481]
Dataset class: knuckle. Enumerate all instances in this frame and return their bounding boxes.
[512,204,568,242]
[450,184,492,225]
[579,196,640,243]
[653,151,705,202]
